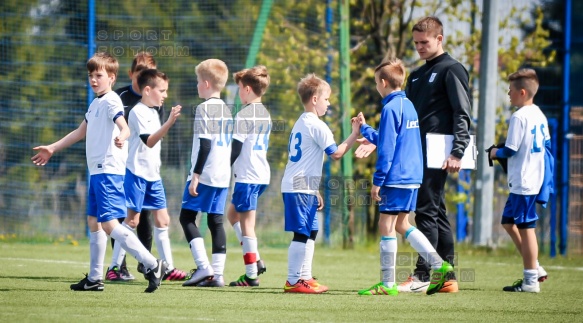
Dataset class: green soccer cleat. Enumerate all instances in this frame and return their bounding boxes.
[358,282,398,296]
[426,261,454,295]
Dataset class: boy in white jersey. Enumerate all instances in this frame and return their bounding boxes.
[31,52,168,293]
[489,68,550,293]
[354,59,453,296]
[108,51,158,282]
[181,59,232,288]
[281,74,359,294]
[226,65,271,287]
[109,69,187,281]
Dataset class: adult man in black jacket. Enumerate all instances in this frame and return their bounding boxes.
[400,16,471,293]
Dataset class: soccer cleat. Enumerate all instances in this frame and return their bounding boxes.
[70,274,104,292]
[438,271,459,293]
[538,266,548,282]
[438,279,459,293]
[144,259,169,293]
[358,282,398,296]
[397,274,429,293]
[283,279,324,294]
[197,276,225,287]
[426,261,454,295]
[182,266,214,287]
[257,259,267,276]
[305,277,328,292]
[106,266,124,281]
[503,279,540,293]
[120,265,135,281]
[163,268,187,281]
[229,274,260,287]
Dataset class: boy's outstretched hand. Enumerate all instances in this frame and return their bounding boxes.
[168,105,182,123]
[354,137,376,158]
[31,146,54,166]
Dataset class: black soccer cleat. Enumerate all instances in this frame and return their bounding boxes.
[257,259,267,276]
[144,259,169,293]
[70,274,104,292]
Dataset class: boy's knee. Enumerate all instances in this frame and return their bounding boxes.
[179,208,198,227]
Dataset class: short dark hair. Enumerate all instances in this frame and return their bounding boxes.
[508,68,539,99]
[137,69,168,91]
[412,16,443,37]
[87,52,119,77]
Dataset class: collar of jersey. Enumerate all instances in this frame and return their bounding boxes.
[381,91,406,106]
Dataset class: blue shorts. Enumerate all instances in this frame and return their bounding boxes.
[87,174,126,222]
[231,183,268,212]
[378,187,418,214]
[124,169,167,212]
[182,181,228,215]
[501,193,538,229]
[282,193,319,236]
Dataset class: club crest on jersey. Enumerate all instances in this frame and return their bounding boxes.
[429,73,437,83]
[406,119,419,129]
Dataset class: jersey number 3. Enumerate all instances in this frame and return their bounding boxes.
[288,132,302,162]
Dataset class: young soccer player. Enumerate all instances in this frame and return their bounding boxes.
[31,52,168,293]
[107,51,159,281]
[111,69,186,281]
[355,58,454,296]
[226,65,271,287]
[281,74,359,294]
[180,59,232,288]
[489,68,550,293]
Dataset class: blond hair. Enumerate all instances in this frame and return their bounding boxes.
[86,52,119,78]
[195,59,229,91]
[412,16,444,37]
[508,68,539,99]
[375,58,406,89]
[297,74,330,105]
[233,65,270,97]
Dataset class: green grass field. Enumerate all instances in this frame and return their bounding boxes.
[1,241,582,322]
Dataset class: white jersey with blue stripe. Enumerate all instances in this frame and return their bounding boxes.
[187,98,233,188]
[506,104,549,195]
[281,112,337,195]
[85,91,127,175]
[232,103,271,184]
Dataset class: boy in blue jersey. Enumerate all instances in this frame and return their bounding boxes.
[489,68,550,293]
[281,74,360,294]
[31,52,168,293]
[355,58,453,296]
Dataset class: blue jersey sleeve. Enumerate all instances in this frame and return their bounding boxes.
[495,146,517,159]
[373,105,398,186]
[360,124,378,145]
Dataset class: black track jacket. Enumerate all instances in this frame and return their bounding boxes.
[405,53,471,159]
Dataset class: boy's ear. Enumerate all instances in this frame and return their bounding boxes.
[311,95,318,105]
[520,88,527,97]
[142,85,150,96]
[381,79,387,89]
[128,70,133,78]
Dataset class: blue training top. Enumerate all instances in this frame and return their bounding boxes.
[360,91,423,187]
